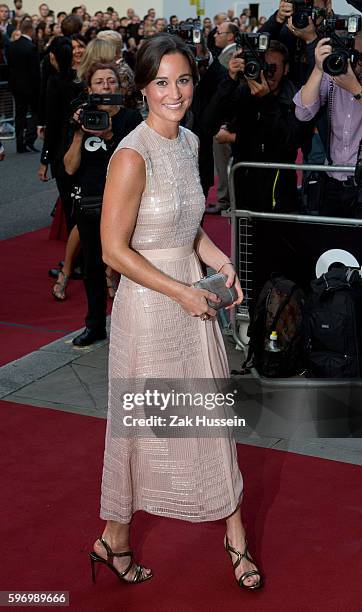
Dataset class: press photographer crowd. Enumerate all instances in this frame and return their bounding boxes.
[1,0,362,378]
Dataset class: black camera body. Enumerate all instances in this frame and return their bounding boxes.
[291,0,314,29]
[167,21,207,65]
[318,15,361,76]
[80,93,122,130]
[70,93,122,131]
[167,21,202,45]
[235,32,275,80]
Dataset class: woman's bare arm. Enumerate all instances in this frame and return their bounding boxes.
[64,130,84,175]
[194,228,244,304]
[101,148,219,317]
[194,227,231,272]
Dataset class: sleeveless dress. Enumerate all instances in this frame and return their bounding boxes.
[100,122,243,523]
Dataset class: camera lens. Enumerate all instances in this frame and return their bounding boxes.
[88,115,100,126]
[244,60,261,80]
[323,50,349,76]
[292,12,309,29]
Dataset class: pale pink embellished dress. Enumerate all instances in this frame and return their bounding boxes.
[100,121,243,523]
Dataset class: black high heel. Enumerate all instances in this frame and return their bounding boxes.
[224,535,262,590]
[89,537,153,584]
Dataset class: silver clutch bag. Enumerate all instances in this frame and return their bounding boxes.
[193,272,238,310]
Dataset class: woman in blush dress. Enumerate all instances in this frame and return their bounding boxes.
[90,33,262,590]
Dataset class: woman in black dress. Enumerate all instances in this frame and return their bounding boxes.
[63,61,142,346]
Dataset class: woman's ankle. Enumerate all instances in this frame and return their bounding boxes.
[101,523,131,550]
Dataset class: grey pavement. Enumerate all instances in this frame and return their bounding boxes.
[0,137,58,239]
[0,322,361,466]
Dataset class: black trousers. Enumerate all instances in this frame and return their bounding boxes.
[54,170,75,234]
[321,176,362,219]
[13,92,38,150]
[75,207,107,332]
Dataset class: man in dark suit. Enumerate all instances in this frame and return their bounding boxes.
[190,53,228,198]
[207,22,240,213]
[7,19,40,152]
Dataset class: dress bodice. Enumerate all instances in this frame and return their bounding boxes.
[114,121,205,250]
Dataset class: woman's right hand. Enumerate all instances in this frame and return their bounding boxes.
[176,286,219,318]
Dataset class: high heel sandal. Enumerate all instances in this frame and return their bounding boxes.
[52,270,69,301]
[224,535,262,590]
[89,537,153,584]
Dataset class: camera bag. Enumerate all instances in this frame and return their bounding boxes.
[77,195,103,217]
[243,274,305,377]
[304,266,362,377]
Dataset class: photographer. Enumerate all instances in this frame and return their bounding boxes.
[202,40,313,212]
[64,62,142,346]
[260,0,332,88]
[294,34,362,217]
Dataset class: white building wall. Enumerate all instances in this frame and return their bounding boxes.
[20,0,360,21]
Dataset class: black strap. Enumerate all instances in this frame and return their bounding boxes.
[326,79,334,165]
[99,537,132,560]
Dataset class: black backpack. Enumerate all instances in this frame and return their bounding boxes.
[243,274,305,377]
[304,266,362,378]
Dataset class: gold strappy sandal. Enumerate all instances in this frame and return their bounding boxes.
[52,270,69,301]
[89,537,153,584]
[224,534,262,590]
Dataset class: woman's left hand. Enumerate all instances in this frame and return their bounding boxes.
[220,263,244,309]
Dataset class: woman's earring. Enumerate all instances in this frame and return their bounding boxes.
[142,92,146,106]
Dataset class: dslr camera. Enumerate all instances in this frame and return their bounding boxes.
[167,20,202,46]
[167,20,208,65]
[70,93,122,131]
[318,14,361,75]
[235,32,275,80]
[291,0,316,29]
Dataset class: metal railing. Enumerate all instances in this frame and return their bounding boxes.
[0,80,15,140]
[227,161,360,350]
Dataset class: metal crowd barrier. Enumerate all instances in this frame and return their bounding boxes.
[0,80,15,140]
[226,161,360,351]
[223,162,362,436]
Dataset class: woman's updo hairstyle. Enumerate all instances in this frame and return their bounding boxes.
[135,33,198,91]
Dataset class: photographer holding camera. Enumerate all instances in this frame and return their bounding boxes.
[294,30,362,217]
[260,0,332,87]
[202,37,312,212]
[64,62,142,346]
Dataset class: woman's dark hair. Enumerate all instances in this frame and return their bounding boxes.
[35,21,46,36]
[84,26,98,42]
[71,33,87,47]
[48,36,74,79]
[86,61,121,88]
[134,33,198,91]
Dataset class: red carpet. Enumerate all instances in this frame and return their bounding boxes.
[0,228,97,365]
[204,180,231,255]
[1,399,361,611]
[0,202,230,365]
